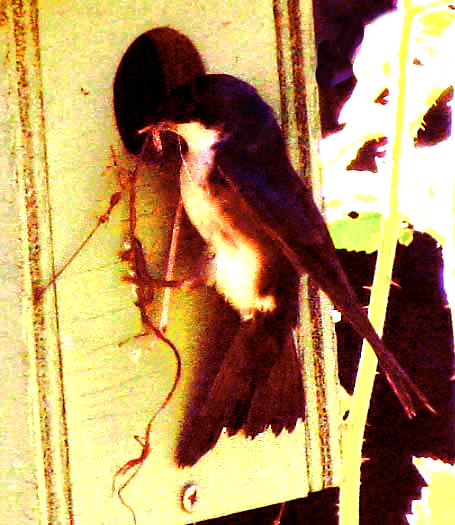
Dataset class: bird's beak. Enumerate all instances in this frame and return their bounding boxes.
[136,122,186,167]
[137,121,179,154]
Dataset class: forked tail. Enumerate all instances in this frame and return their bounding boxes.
[175,310,305,467]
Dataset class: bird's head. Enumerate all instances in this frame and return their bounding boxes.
[140,74,280,160]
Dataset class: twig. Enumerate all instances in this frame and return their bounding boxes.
[34,192,122,301]
[113,322,182,523]
[340,5,415,523]
[160,198,183,332]
[114,128,184,522]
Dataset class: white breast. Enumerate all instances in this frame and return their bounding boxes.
[176,122,275,319]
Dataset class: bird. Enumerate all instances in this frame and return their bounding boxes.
[144,73,433,467]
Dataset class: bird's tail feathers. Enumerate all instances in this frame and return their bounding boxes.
[354,316,436,418]
[296,250,435,418]
[327,275,435,417]
[175,312,305,467]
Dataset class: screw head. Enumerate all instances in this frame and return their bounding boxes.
[181,483,199,513]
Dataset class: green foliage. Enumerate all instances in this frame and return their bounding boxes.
[328,212,414,254]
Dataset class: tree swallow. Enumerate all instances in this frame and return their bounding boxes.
[148,74,433,467]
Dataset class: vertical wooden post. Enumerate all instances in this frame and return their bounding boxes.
[10,1,74,522]
[273,0,342,493]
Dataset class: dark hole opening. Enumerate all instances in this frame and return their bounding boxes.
[113,27,205,154]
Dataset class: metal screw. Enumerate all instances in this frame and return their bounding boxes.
[181,483,200,513]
